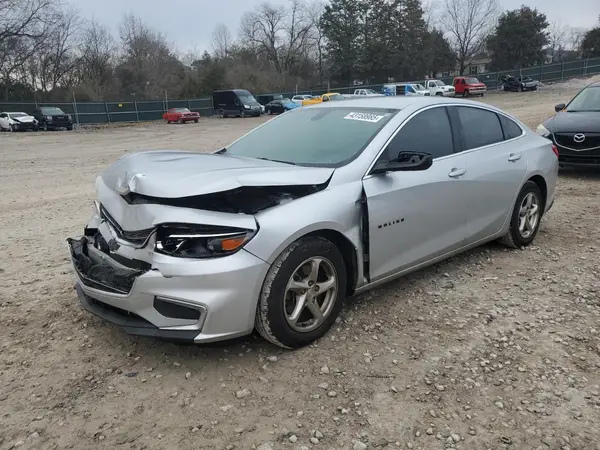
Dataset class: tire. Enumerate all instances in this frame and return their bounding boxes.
[464,90,469,97]
[255,236,347,349]
[219,109,225,118]
[165,119,170,124]
[194,119,198,123]
[499,181,543,249]
[67,125,73,131]
[8,124,13,132]
[435,92,443,96]
[178,118,183,124]
[43,123,48,131]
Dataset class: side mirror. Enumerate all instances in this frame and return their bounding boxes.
[371,151,433,174]
[554,103,566,112]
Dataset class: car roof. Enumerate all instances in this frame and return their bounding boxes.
[306,96,504,112]
[3,111,28,114]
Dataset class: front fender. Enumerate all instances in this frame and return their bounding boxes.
[243,181,364,265]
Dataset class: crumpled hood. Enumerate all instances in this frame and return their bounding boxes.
[544,111,600,133]
[12,116,35,123]
[101,150,335,198]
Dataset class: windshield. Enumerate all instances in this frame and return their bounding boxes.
[224,107,396,167]
[328,94,344,101]
[414,84,426,90]
[281,98,293,104]
[41,107,65,115]
[465,77,480,84]
[174,108,190,112]
[432,80,445,86]
[9,113,27,118]
[565,86,600,112]
[363,89,376,94]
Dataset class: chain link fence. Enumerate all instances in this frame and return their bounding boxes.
[1,57,599,125]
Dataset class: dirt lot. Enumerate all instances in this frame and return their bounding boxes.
[2,79,600,450]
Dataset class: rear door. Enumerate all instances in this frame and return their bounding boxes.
[363,106,468,281]
[449,106,528,243]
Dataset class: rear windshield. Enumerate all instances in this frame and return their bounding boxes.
[9,113,27,118]
[41,107,66,115]
[225,107,397,167]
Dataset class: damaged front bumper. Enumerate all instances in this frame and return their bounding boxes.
[67,213,270,343]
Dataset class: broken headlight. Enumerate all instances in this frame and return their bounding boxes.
[154,224,255,258]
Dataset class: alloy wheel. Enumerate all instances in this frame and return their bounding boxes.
[518,192,540,239]
[284,257,338,333]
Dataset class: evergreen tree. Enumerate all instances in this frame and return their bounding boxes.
[487,6,549,70]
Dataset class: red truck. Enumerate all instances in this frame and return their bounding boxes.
[453,76,487,97]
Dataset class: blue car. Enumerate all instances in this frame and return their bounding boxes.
[265,98,301,115]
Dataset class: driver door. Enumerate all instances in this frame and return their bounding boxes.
[362,106,468,281]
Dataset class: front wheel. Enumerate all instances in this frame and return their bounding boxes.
[255,236,347,349]
[464,90,469,97]
[499,181,543,249]
[194,119,199,123]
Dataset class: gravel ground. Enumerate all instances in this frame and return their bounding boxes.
[1,78,600,450]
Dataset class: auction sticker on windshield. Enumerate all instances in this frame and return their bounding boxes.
[344,112,386,123]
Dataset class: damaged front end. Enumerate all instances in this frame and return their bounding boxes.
[67,236,149,294]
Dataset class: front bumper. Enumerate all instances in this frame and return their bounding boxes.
[11,121,37,130]
[67,225,270,343]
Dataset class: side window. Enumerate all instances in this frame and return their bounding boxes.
[384,107,454,160]
[407,86,415,93]
[0,113,5,118]
[498,114,523,140]
[455,106,504,149]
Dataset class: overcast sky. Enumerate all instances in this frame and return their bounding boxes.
[68,0,599,54]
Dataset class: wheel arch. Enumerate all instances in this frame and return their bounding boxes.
[527,174,548,214]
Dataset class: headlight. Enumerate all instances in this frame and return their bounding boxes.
[243,104,250,109]
[536,123,551,138]
[68,114,72,120]
[155,224,256,259]
[46,115,52,121]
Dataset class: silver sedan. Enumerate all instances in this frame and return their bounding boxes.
[67,97,559,348]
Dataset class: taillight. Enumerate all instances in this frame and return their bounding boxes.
[552,144,559,157]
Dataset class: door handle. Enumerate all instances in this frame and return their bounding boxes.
[508,153,522,162]
[448,168,466,178]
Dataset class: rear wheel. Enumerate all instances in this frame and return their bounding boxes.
[499,181,543,249]
[255,236,347,349]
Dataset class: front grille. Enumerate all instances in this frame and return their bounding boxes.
[100,205,154,246]
[554,133,600,151]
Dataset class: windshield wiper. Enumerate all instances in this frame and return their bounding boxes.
[214,147,227,154]
[257,157,296,165]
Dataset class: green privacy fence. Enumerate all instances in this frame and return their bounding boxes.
[273,56,600,98]
[0,98,213,125]
[1,57,599,124]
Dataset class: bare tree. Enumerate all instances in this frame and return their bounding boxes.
[77,18,116,99]
[240,2,286,73]
[546,21,571,63]
[29,7,82,95]
[212,23,232,58]
[568,27,586,56]
[440,0,498,74]
[306,0,326,87]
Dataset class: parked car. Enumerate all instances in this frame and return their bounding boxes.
[163,108,200,124]
[423,79,455,97]
[453,76,487,97]
[292,95,314,104]
[536,80,600,167]
[499,74,538,92]
[256,94,283,106]
[382,83,431,96]
[213,89,262,118]
[343,88,385,98]
[31,106,73,130]
[0,111,39,131]
[301,92,345,105]
[265,98,301,115]
[67,96,558,349]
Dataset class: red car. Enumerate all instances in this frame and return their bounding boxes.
[453,76,487,97]
[163,108,200,124]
